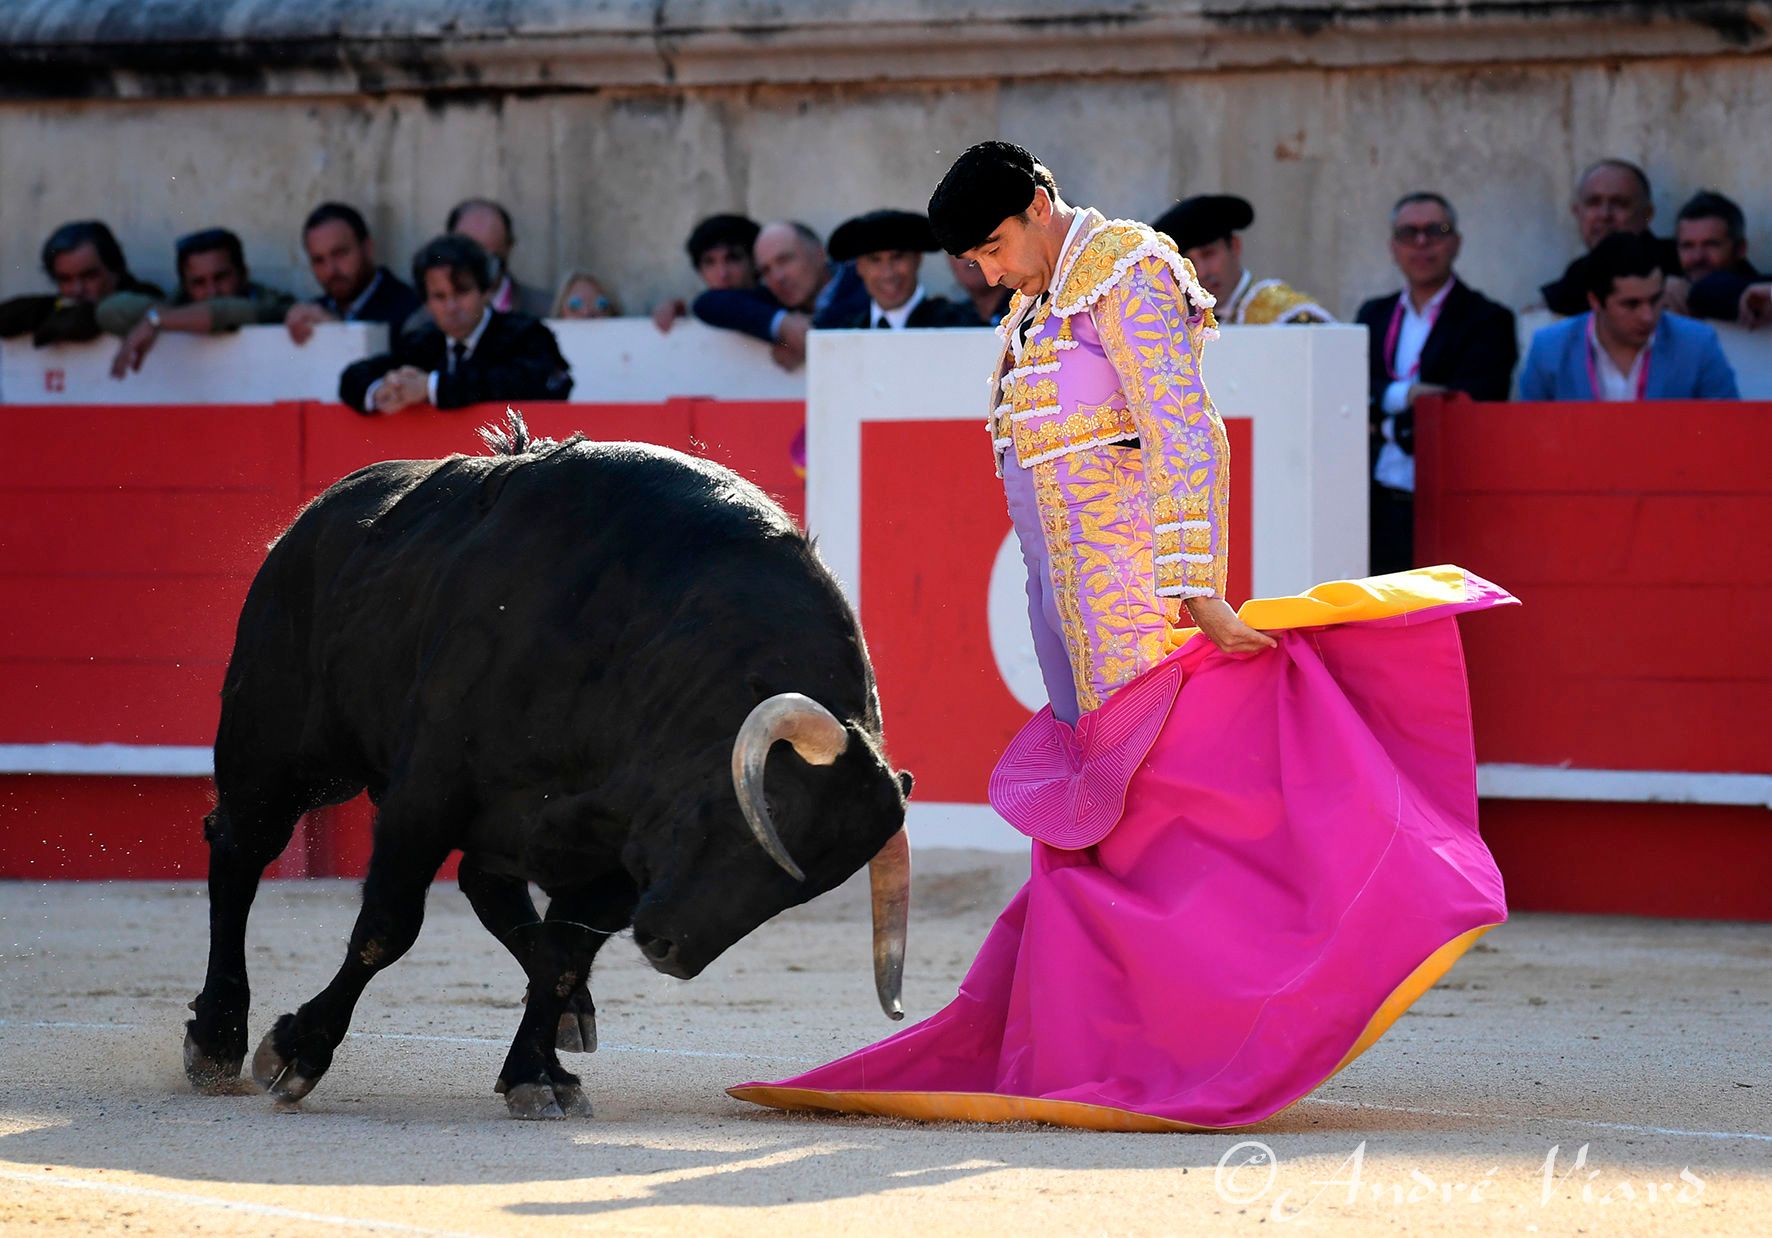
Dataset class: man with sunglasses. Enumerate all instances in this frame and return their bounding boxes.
[98,227,295,378]
[1355,192,1517,574]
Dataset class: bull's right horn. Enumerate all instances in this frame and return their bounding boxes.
[731,692,849,882]
[869,826,910,1020]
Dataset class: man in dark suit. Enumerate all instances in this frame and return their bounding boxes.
[1539,160,1681,317]
[1357,192,1517,575]
[823,209,981,330]
[339,234,572,415]
[285,202,422,345]
[285,201,423,343]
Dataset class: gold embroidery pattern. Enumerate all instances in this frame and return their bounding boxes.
[1012,406,1138,464]
[1033,459,1095,709]
[1039,446,1175,708]
[1093,254,1230,599]
[1240,281,1333,325]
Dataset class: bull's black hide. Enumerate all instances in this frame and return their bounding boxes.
[184,413,911,1119]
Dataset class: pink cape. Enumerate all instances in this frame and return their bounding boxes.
[731,568,1517,1131]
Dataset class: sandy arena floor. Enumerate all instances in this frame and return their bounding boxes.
[0,849,1766,1236]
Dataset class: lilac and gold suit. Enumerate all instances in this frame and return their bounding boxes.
[993,209,1228,722]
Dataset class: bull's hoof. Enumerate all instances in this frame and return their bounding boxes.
[251,1026,317,1102]
[183,1025,244,1092]
[556,1010,598,1053]
[551,1081,594,1118]
[505,1082,567,1120]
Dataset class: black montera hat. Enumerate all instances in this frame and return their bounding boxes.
[827,209,939,263]
[927,141,1048,256]
[1152,195,1256,252]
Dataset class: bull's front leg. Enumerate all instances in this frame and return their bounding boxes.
[496,875,636,1120]
[457,855,600,1053]
[251,830,450,1103]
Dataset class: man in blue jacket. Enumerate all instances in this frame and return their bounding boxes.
[1519,231,1738,402]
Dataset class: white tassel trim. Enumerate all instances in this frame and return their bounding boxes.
[1180,519,1212,530]
[1006,361,1060,380]
[1159,584,1218,599]
[1153,521,1182,534]
[1155,552,1215,566]
[1014,433,1143,467]
[1008,404,1063,423]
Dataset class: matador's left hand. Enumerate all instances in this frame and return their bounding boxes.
[1183,595,1278,656]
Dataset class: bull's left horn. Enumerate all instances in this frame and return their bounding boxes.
[731,692,849,882]
[869,826,911,1020]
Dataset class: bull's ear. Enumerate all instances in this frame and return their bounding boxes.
[896,770,915,799]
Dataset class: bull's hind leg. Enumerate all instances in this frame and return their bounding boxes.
[185,793,307,1091]
[251,827,449,1103]
[457,856,600,1053]
[496,874,637,1120]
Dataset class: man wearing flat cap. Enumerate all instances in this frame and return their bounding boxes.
[1153,195,1334,325]
[824,209,982,330]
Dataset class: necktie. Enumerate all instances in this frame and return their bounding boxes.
[875,315,891,329]
[449,340,467,373]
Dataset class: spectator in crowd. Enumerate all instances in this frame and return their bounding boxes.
[822,209,981,329]
[654,213,761,332]
[284,202,422,345]
[947,252,1011,325]
[0,220,164,346]
[446,198,550,317]
[551,270,620,318]
[1152,194,1334,324]
[695,220,867,370]
[1673,190,1770,327]
[1355,192,1518,574]
[1538,159,1681,317]
[1519,231,1738,401]
[339,234,572,414]
[101,227,296,378]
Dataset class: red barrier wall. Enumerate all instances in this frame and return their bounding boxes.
[1417,396,1772,920]
[0,399,803,880]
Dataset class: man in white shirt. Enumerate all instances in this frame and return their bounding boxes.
[1355,192,1518,573]
[823,209,982,330]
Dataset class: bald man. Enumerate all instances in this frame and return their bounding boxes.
[691,220,867,369]
[1539,160,1682,317]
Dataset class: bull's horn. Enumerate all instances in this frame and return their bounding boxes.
[731,693,849,882]
[869,826,911,1020]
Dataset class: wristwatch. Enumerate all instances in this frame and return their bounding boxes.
[144,307,164,332]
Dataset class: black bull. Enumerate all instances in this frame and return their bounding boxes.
[183,416,912,1120]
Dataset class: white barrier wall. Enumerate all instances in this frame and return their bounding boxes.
[9,312,1764,407]
[0,319,804,406]
[0,322,387,405]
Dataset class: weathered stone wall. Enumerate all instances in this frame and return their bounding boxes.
[2,1,1768,318]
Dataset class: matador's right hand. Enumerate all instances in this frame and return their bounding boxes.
[1182,595,1278,656]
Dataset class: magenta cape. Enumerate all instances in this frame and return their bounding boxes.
[731,567,1516,1131]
